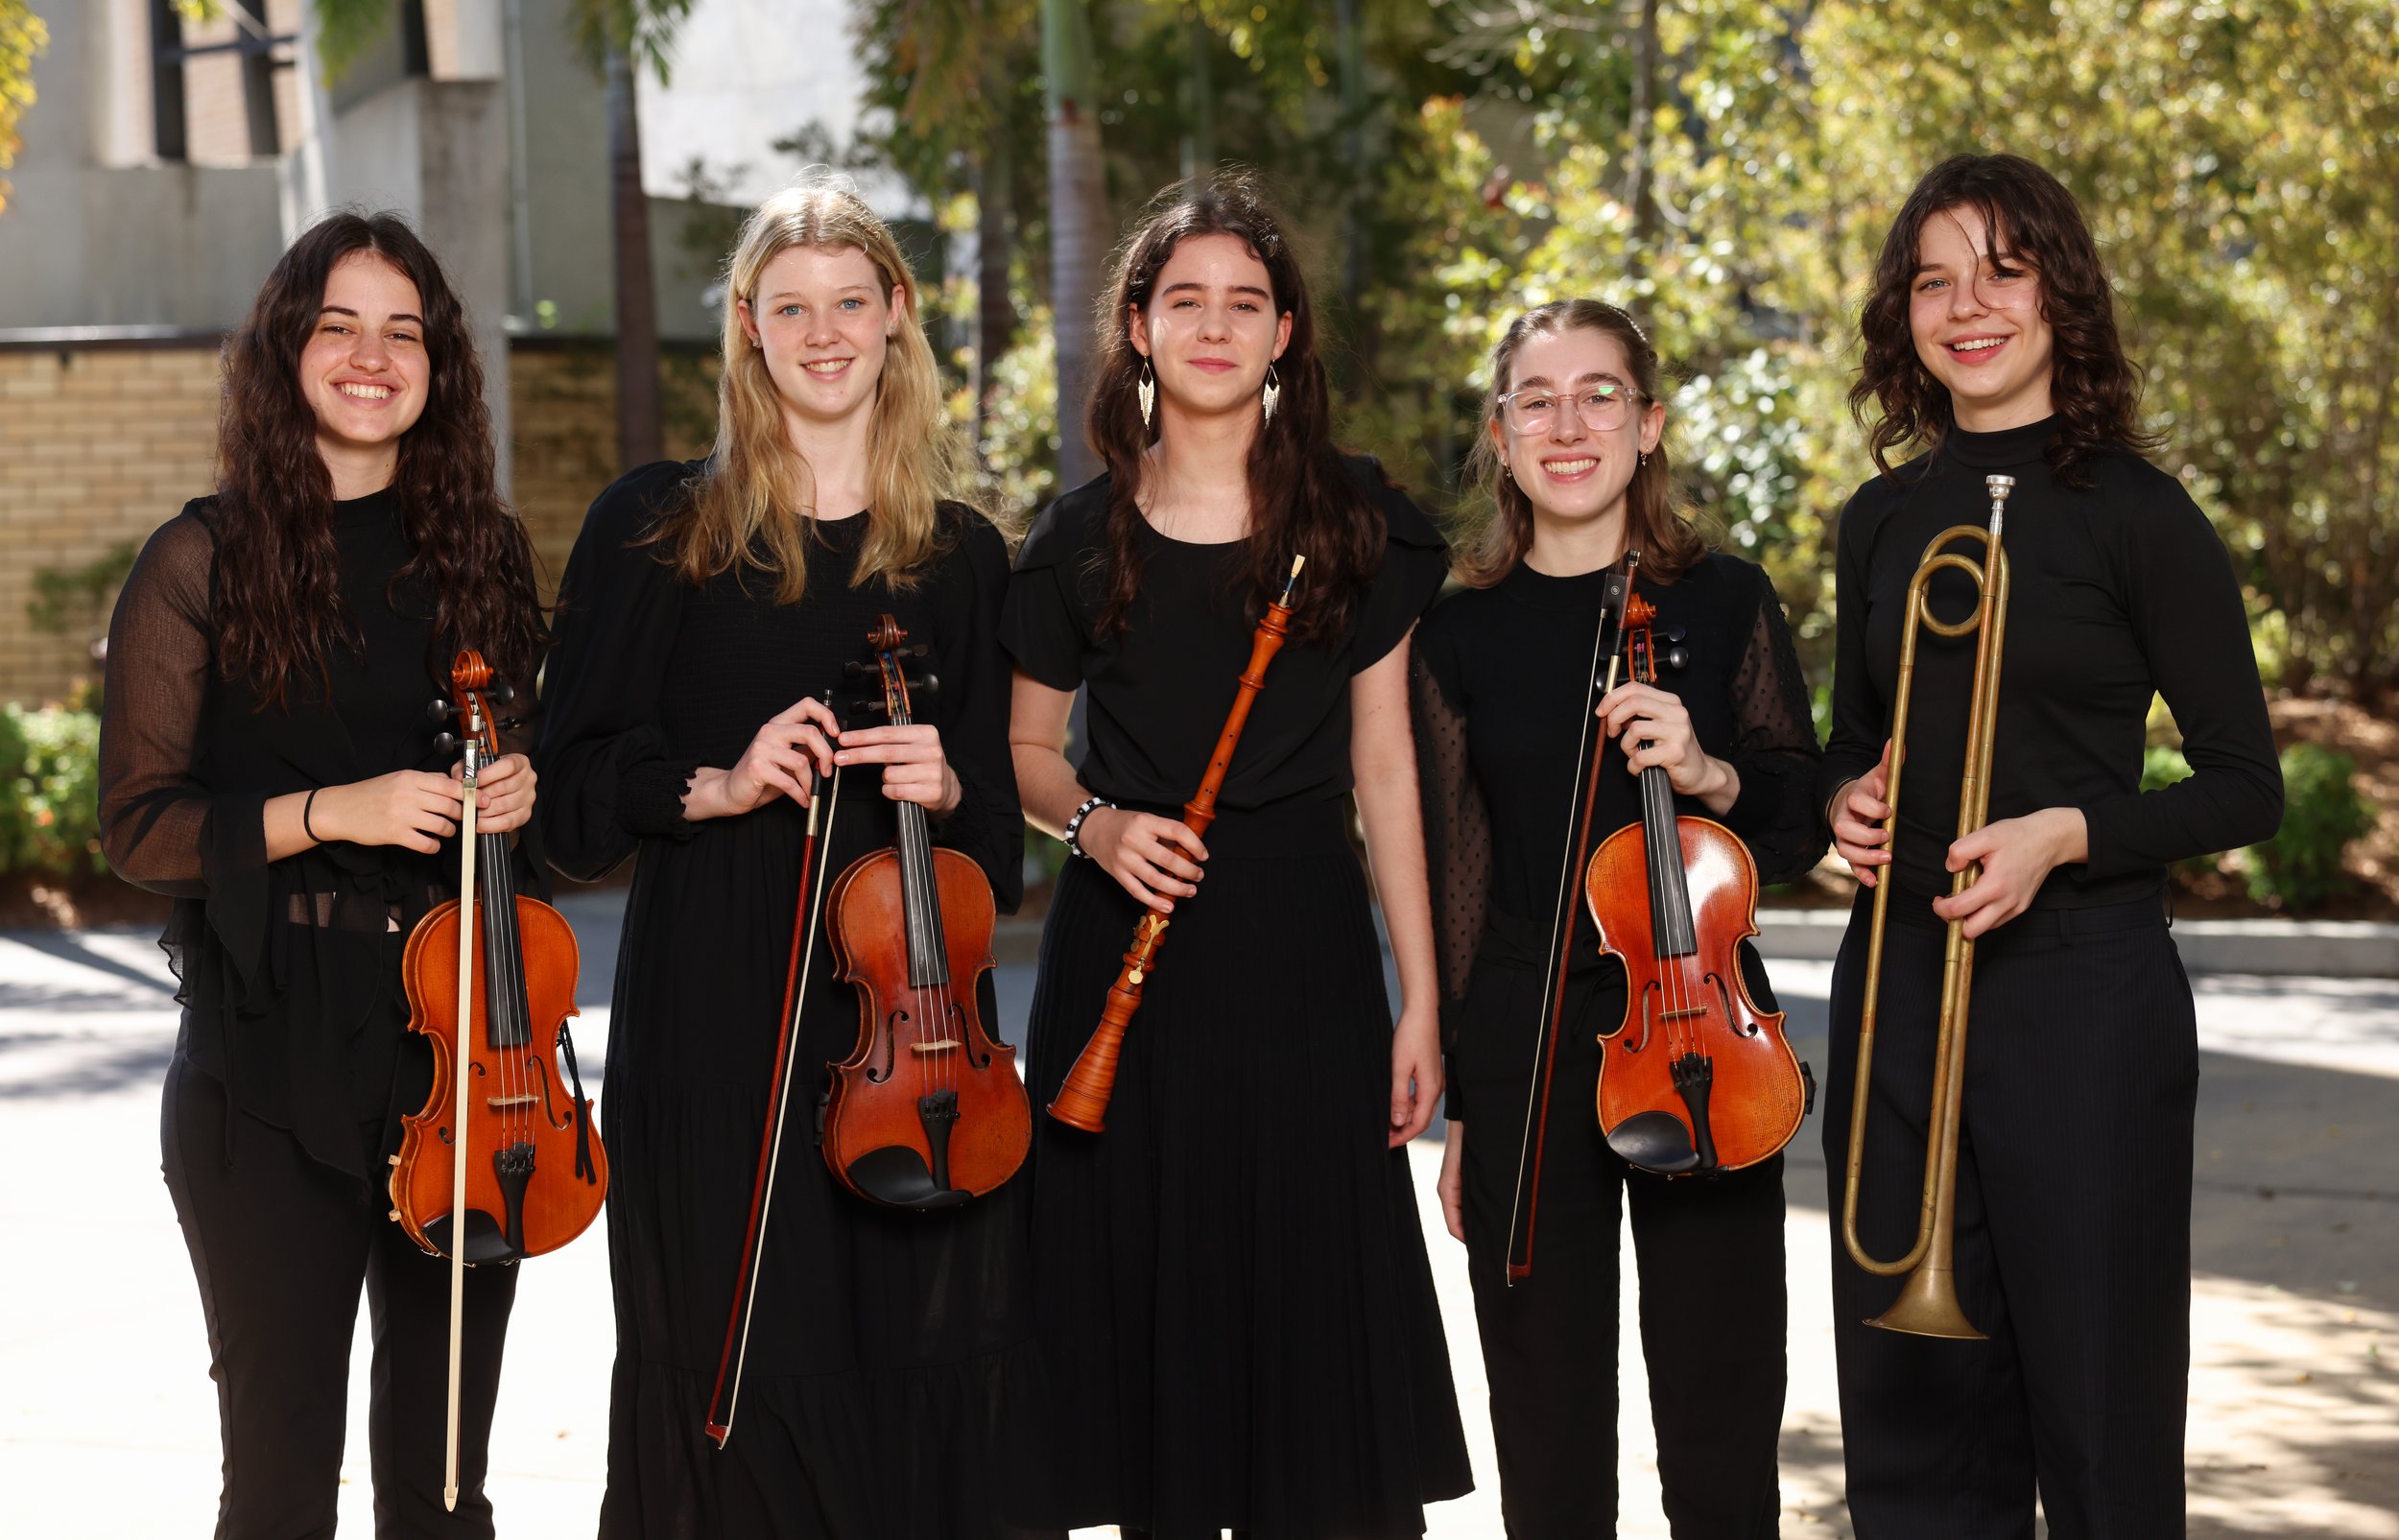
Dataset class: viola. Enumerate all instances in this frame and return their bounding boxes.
[1581,591,1807,1175]
[392,650,606,1505]
[819,614,1031,1206]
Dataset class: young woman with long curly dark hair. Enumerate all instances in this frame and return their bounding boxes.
[1413,299,1824,1538]
[1819,154,2284,1537]
[536,178,1028,1539]
[98,211,546,1534]
[1000,171,1472,1540]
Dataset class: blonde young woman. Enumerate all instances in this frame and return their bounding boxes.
[538,180,1027,1539]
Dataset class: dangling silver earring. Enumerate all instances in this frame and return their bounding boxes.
[1638,452,1650,466]
[1137,359,1156,428]
[1262,363,1282,424]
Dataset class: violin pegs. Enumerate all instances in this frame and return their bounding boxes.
[434,731,460,755]
[425,698,453,723]
[912,672,940,698]
[843,660,870,677]
[904,643,930,660]
[488,681,516,706]
[1664,646,1692,671]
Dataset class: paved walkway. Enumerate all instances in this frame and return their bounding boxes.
[3,898,2392,1537]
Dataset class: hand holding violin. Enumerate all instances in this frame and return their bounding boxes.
[308,761,537,852]
[835,723,963,817]
[1596,681,1740,815]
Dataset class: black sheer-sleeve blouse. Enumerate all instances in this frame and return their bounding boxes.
[1411,553,1824,1118]
[98,489,540,1178]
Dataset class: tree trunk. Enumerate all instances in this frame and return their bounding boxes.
[1043,0,1108,492]
[976,58,1015,434]
[606,44,663,470]
[1626,0,1660,249]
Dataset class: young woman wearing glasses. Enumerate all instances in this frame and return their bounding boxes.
[1413,299,1825,1538]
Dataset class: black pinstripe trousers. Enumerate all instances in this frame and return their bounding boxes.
[1822,888,2196,1540]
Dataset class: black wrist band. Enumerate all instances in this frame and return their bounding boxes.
[302,787,321,843]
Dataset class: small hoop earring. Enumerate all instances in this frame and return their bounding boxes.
[1261,362,1282,425]
[1137,359,1156,429]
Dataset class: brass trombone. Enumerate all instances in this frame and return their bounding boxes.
[1839,471,2016,1340]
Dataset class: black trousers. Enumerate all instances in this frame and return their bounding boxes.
[160,1054,519,1539]
[1824,890,2196,1540]
[1455,947,1788,1540]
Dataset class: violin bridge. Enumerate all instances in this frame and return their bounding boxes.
[485,1093,540,1110]
[1657,1006,1711,1022]
[907,1038,965,1054]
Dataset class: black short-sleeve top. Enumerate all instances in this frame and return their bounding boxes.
[999,455,1450,814]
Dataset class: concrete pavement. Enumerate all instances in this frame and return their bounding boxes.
[3,896,2392,1537]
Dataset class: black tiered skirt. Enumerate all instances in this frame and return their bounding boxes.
[1009,798,1473,1540]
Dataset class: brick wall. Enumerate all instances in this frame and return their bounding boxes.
[0,339,718,705]
[0,345,224,702]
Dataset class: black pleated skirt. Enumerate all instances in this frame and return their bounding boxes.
[1008,798,1473,1540]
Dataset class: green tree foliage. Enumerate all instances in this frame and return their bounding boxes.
[1383,0,2399,698]
[0,0,47,213]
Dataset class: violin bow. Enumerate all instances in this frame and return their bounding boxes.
[705,720,846,1448]
[1503,552,1637,1286]
[441,721,483,1509]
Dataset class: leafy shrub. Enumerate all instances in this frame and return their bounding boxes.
[2245,743,2373,912]
[0,704,105,876]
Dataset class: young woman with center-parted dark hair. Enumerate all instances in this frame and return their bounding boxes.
[1001,171,1473,1539]
[1820,153,2283,1538]
[97,211,547,1535]
[535,178,1028,1539]
[1413,299,1823,1538]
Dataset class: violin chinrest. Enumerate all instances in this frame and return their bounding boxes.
[842,1145,976,1210]
[1606,1110,1701,1175]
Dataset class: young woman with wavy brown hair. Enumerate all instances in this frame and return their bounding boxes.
[1412,298,1824,1538]
[97,211,545,1534]
[1819,154,2283,1537]
[1000,171,1472,1539]
[536,177,1028,1539]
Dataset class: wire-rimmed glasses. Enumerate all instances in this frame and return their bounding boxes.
[1496,382,1645,437]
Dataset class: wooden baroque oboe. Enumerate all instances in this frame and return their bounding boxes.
[1046,555,1306,1132]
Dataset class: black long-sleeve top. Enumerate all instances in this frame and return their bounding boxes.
[1413,553,1825,1118]
[97,487,538,1178]
[535,461,1022,907]
[1817,418,2284,907]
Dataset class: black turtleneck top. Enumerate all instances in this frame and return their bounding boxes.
[1817,418,2283,908]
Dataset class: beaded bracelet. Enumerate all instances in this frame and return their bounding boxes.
[1062,794,1114,861]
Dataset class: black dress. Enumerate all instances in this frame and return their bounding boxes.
[100,486,530,1536]
[1814,420,2283,1538]
[537,462,1030,1540]
[1412,554,1823,1539]
[998,462,1474,1540]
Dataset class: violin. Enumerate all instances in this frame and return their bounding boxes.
[701,618,1028,1448]
[392,650,606,1505]
[819,614,1031,1207]
[1582,591,1807,1175]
